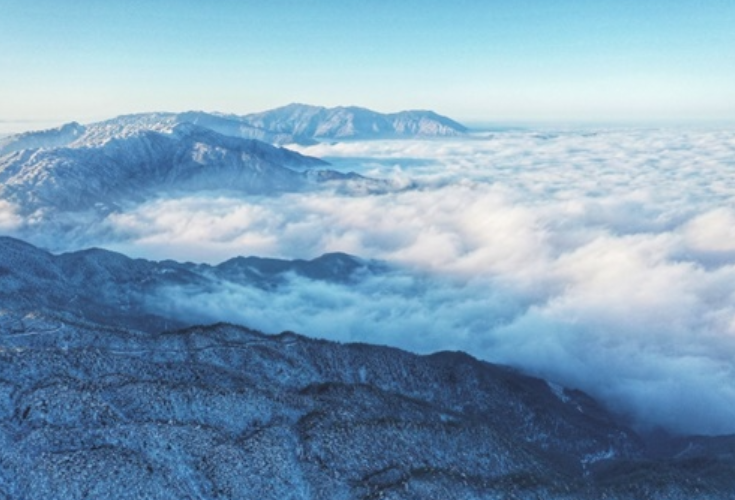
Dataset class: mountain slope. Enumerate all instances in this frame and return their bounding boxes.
[0,124,335,215]
[0,236,381,333]
[0,112,298,155]
[240,103,469,140]
[2,109,733,498]
[1,317,733,499]
[78,111,300,147]
[1,236,734,498]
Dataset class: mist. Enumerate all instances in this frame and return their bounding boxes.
[10,127,735,435]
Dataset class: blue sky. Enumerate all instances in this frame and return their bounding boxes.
[1,0,734,129]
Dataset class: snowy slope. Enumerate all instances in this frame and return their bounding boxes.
[0,112,297,155]
[0,316,731,499]
[1,236,734,499]
[76,111,299,147]
[0,124,337,214]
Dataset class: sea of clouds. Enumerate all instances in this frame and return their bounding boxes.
[10,127,735,435]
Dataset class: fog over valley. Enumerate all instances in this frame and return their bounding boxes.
[4,124,735,436]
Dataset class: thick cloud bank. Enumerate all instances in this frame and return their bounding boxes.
[12,127,735,435]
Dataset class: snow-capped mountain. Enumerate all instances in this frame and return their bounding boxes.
[240,103,469,140]
[0,105,468,155]
[0,124,343,215]
[0,112,296,155]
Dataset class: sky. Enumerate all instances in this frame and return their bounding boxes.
[1,0,735,130]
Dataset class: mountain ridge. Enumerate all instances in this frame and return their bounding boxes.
[0,112,295,154]
[0,104,468,156]
[0,235,384,333]
[0,124,366,217]
[241,103,468,141]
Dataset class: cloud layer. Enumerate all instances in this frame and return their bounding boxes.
[12,127,735,435]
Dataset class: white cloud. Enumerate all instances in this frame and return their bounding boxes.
[0,200,21,231]
[15,127,735,434]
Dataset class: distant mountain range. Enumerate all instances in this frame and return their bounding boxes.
[0,103,454,218]
[240,103,469,141]
[0,104,468,156]
[1,236,734,499]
